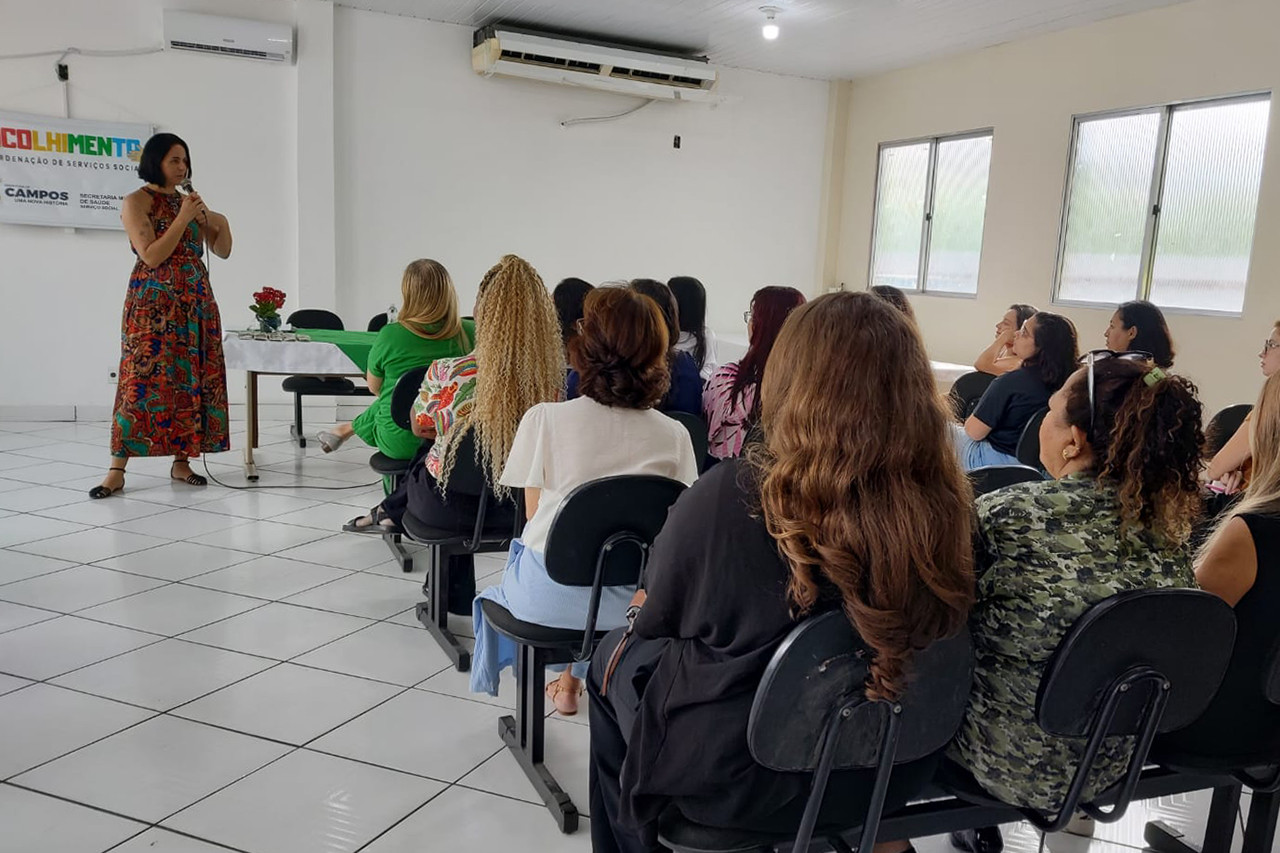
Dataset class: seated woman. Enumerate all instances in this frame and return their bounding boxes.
[1104,299,1175,368]
[317,259,474,460]
[702,286,805,460]
[1159,371,1280,761]
[954,311,1078,471]
[1204,320,1280,494]
[341,255,565,607]
[668,275,720,380]
[587,292,976,853]
[871,284,915,321]
[552,277,593,358]
[948,354,1203,851]
[471,286,699,713]
[974,303,1037,376]
[566,280,703,416]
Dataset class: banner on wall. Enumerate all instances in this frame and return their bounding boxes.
[0,110,153,230]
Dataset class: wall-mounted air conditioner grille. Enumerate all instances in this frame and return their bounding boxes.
[169,41,279,61]
[475,27,719,102]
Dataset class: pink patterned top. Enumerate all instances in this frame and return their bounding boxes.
[411,353,478,478]
[702,361,756,460]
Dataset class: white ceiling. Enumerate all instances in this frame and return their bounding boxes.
[331,0,1190,80]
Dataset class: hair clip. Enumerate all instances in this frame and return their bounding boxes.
[1143,367,1167,387]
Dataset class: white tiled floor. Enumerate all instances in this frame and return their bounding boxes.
[0,417,1263,852]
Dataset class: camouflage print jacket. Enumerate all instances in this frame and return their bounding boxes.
[948,474,1195,812]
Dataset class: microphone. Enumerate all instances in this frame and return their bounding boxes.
[175,179,194,197]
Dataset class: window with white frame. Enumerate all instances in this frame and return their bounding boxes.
[870,131,993,295]
[1055,94,1271,314]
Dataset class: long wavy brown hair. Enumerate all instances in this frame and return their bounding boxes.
[749,291,975,701]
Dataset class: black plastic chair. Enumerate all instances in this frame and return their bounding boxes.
[281,308,369,448]
[969,464,1045,496]
[666,411,710,473]
[481,474,687,833]
[367,312,389,333]
[1015,407,1049,470]
[1205,404,1252,459]
[1146,631,1280,853]
[365,366,428,571]
[658,612,973,853]
[950,371,997,421]
[938,588,1236,833]
[404,430,519,671]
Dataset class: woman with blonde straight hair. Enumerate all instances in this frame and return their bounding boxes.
[342,255,565,612]
[1159,371,1280,761]
[317,259,473,460]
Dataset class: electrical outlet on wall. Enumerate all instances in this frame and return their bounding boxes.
[107,369,118,385]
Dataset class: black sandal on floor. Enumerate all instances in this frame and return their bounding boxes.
[170,462,208,487]
[343,506,397,535]
[88,466,127,500]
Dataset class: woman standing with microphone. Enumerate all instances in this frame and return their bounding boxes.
[91,132,233,498]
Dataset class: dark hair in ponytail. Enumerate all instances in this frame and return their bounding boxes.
[1117,300,1176,369]
[1063,358,1204,544]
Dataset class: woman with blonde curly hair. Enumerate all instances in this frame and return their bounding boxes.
[584,291,975,853]
[342,254,564,609]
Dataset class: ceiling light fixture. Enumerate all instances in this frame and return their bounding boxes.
[760,6,780,40]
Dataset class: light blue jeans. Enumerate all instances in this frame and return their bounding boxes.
[951,423,1021,472]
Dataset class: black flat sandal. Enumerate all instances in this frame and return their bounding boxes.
[88,466,127,500]
[171,462,208,487]
[342,505,398,535]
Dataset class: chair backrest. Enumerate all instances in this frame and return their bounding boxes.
[1036,588,1235,738]
[543,475,686,588]
[1206,404,1252,458]
[950,371,997,421]
[286,308,344,331]
[748,610,973,772]
[665,411,709,471]
[367,312,389,332]
[388,365,428,431]
[969,464,1045,496]
[1263,635,1280,705]
[1016,407,1049,469]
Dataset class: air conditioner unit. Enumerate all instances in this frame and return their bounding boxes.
[472,27,718,102]
[163,11,295,64]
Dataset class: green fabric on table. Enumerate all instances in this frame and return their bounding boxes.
[294,328,379,373]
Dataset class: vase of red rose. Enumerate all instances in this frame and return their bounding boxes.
[251,288,286,333]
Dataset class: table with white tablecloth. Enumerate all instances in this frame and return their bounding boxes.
[221,331,373,480]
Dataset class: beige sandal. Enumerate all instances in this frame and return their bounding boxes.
[545,678,585,716]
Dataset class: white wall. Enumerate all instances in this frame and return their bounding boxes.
[0,0,297,417]
[332,7,831,339]
[834,0,1280,415]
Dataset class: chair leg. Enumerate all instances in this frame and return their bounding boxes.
[380,528,413,574]
[1145,785,1241,853]
[498,644,578,834]
[1242,790,1280,853]
[415,546,471,672]
[291,394,306,448]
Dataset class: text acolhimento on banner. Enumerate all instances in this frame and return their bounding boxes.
[0,110,154,230]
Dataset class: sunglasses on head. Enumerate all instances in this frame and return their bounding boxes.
[1077,349,1155,431]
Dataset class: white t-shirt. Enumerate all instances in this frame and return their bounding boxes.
[675,328,720,381]
[499,396,700,554]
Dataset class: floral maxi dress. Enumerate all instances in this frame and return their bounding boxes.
[110,187,230,458]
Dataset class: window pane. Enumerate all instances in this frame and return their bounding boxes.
[1149,98,1271,314]
[926,135,992,294]
[1057,112,1161,304]
[871,142,930,291]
